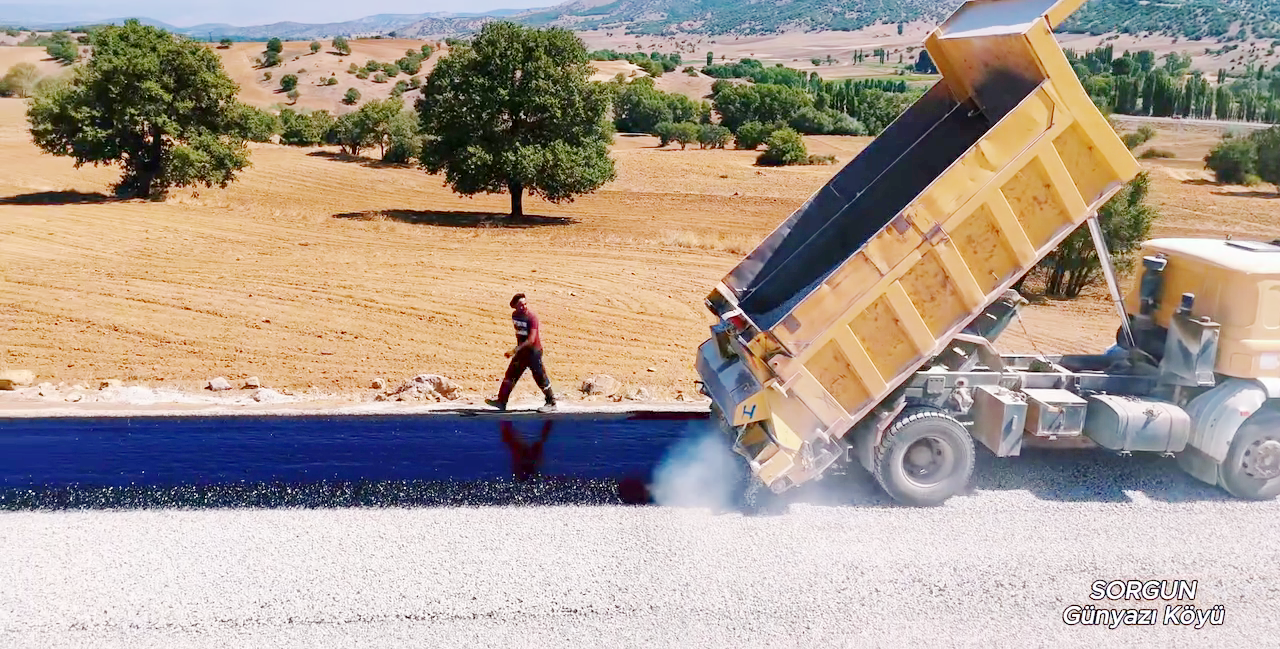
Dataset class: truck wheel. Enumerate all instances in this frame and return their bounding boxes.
[1218,411,1280,501]
[873,408,975,506]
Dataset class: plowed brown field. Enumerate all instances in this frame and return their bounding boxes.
[2,98,1276,401]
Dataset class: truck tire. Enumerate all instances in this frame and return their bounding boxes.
[873,407,975,506]
[1218,410,1280,501]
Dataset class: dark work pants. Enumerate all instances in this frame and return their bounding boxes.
[497,348,554,405]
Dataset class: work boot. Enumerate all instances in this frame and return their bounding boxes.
[540,387,556,411]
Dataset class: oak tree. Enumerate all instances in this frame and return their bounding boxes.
[27,20,250,198]
[416,22,615,217]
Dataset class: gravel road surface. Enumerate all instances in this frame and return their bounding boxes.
[3,450,1279,648]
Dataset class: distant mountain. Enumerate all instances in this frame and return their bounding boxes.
[176,14,453,40]
[0,9,541,40]
[488,0,1280,39]
[0,16,179,31]
[5,1,1277,43]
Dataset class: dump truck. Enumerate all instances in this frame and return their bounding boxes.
[695,0,1280,506]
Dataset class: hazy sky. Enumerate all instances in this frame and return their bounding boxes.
[0,1,552,26]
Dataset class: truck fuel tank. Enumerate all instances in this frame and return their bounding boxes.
[1083,394,1190,453]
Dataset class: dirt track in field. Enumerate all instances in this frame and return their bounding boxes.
[2,99,1277,401]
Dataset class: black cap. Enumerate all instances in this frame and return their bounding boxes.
[510,293,526,308]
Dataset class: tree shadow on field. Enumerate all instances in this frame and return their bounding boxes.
[307,150,416,170]
[0,191,121,206]
[334,210,578,228]
[1213,189,1280,198]
[1181,178,1218,186]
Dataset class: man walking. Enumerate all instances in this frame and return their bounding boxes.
[487,293,556,411]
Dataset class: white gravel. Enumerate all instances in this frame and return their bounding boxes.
[3,459,1279,649]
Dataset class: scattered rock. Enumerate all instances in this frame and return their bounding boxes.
[38,383,55,398]
[646,367,657,372]
[252,388,285,403]
[243,376,261,389]
[0,369,35,390]
[207,377,232,392]
[624,387,652,401]
[580,374,620,396]
[378,374,462,402]
[66,391,84,403]
[413,374,461,399]
[370,377,386,390]
[99,379,122,390]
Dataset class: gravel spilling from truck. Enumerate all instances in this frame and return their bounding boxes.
[3,451,1277,648]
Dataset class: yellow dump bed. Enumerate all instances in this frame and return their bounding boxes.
[697,0,1142,491]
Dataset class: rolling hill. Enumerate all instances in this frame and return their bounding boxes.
[6,1,1280,42]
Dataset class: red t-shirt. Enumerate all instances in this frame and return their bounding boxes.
[513,308,542,351]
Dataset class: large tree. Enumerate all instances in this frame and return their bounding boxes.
[416,22,615,217]
[27,20,251,198]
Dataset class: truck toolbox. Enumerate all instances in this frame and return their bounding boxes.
[697,0,1141,491]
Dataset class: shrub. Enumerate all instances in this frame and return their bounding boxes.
[0,62,41,98]
[734,121,772,150]
[653,121,676,146]
[218,38,233,48]
[670,122,700,149]
[383,134,420,164]
[374,72,387,83]
[355,69,369,80]
[266,38,283,54]
[397,56,421,75]
[286,88,299,103]
[231,103,280,142]
[324,76,338,86]
[343,87,360,105]
[333,36,351,56]
[347,63,358,73]
[280,74,298,91]
[756,128,808,166]
[806,154,837,165]
[420,44,432,58]
[1138,148,1175,159]
[1122,125,1157,150]
[1249,126,1280,188]
[310,41,321,54]
[263,71,272,81]
[45,32,79,64]
[364,59,380,72]
[392,79,408,96]
[697,123,731,149]
[279,108,334,145]
[408,76,420,89]
[683,66,698,76]
[263,50,280,67]
[383,64,399,77]
[1205,136,1258,184]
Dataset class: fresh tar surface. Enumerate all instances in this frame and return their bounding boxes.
[3,445,1278,648]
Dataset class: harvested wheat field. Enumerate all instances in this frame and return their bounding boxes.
[1,98,1277,402]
